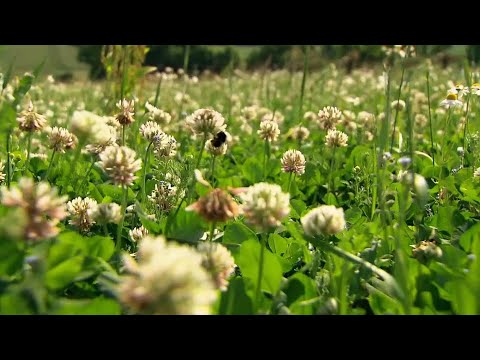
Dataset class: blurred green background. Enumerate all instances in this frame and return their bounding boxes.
[0,45,474,81]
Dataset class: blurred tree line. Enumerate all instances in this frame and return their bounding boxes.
[77,45,480,80]
[77,45,240,79]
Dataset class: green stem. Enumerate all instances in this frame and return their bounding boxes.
[172,134,208,221]
[462,94,471,152]
[390,62,406,152]
[426,71,435,167]
[122,125,126,147]
[24,133,32,176]
[66,142,83,194]
[255,233,267,313]
[209,221,216,242]
[314,239,403,300]
[263,140,269,180]
[371,141,377,220]
[142,141,154,203]
[298,46,309,127]
[183,45,191,72]
[45,149,56,181]
[286,172,293,194]
[209,155,217,184]
[103,223,109,237]
[153,76,163,108]
[441,108,452,166]
[328,146,337,197]
[116,185,128,252]
[6,132,11,188]
[120,46,127,101]
[77,157,96,193]
[195,134,207,170]
[394,181,412,314]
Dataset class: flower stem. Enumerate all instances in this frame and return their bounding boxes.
[45,149,56,182]
[441,108,452,166]
[103,223,109,237]
[209,221,216,242]
[195,134,207,170]
[286,172,293,194]
[255,233,267,313]
[122,124,126,147]
[142,141,154,203]
[64,141,83,194]
[24,133,32,176]
[462,93,471,152]
[116,185,128,252]
[6,132,11,188]
[263,140,269,180]
[209,155,217,184]
[153,76,163,108]
[328,146,337,198]
[390,62,406,152]
[314,239,404,301]
[297,45,309,127]
[426,71,435,167]
[77,156,96,193]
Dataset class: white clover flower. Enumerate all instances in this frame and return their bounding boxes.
[140,121,164,143]
[67,197,98,233]
[281,149,306,176]
[98,146,142,187]
[261,111,284,124]
[391,100,406,111]
[116,98,135,125]
[301,205,346,237]
[129,226,149,242]
[318,106,342,130]
[286,126,310,141]
[118,235,217,314]
[198,242,236,291]
[186,108,226,136]
[325,129,348,147]
[205,139,227,156]
[239,183,290,232]
[46,126,78,153]
[145,102,172,126]
[92,202,122,225]
[0,178,67,241]
[148,181,177,212]
[153,134,177,158]
[17,101,47,132]
[258,120,280,142]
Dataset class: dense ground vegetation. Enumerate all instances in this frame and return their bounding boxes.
[1,45,480,314]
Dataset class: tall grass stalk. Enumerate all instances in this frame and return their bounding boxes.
[390,61,406,152]
[116,185,128,252]
[298,46,309,122]
[426,71,435,167]
[24,133,32,176]
[142,141,154,203]
[6,132,11,188]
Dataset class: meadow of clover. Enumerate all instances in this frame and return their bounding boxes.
[1,45,480,315]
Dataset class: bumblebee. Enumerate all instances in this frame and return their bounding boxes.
[211,131,227,148]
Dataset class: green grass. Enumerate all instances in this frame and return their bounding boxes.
[0,45,89,79]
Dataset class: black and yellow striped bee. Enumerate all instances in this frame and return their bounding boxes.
[211,131,227,148]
